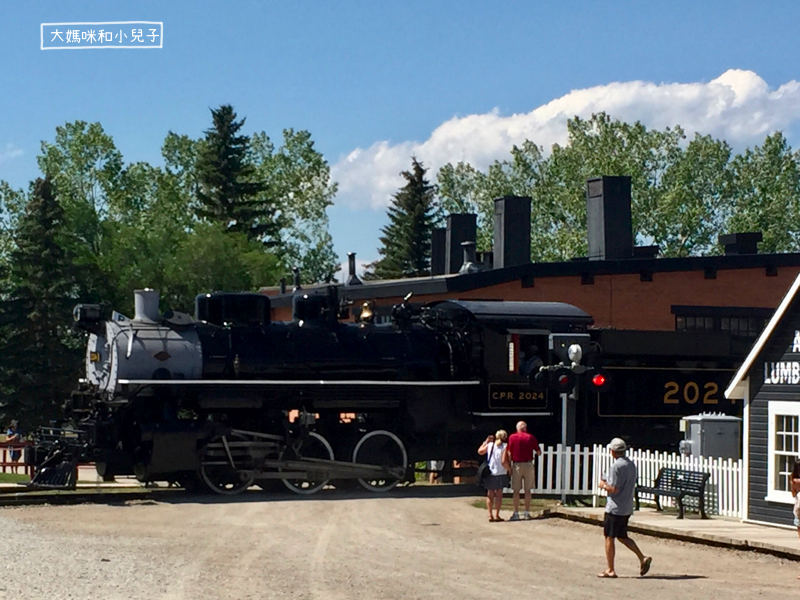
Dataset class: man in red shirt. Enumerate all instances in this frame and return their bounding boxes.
[503,421,542,520]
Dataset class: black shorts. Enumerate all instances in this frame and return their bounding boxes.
[484,474,508,491]
[603,513,630,539]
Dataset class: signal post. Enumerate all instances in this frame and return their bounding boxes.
[533,335,611,503]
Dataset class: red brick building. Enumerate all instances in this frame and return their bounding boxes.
[265,177,800,335]
[261,177,800,448]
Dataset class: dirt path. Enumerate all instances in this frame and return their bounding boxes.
[1,490,797,599]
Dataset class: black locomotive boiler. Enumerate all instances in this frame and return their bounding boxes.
[29,287,592,495]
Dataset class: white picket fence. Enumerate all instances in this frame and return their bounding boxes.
[514,444,744,519]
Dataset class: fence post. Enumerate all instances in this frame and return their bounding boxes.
[555,444,563,498]
[536,447,550,494]
[580,445,590,495]
[737,458,744,520]
[565,445,575,495]
[591,445,599,507]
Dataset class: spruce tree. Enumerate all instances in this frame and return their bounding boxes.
[195,105,278,243]
[0,178,82,427]
[365,158,437,280]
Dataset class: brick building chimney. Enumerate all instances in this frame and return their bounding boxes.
[586,176,633,261]
[493,196,531,269]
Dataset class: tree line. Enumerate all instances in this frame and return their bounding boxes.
[0,105,338,425]
[2,109,800,425]
[370,112,800,277]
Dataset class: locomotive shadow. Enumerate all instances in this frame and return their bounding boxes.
[156,483,482,506]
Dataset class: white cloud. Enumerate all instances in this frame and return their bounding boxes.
[0,143,23,163]
[331,70,800,210]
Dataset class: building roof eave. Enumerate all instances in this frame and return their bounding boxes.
[726,378,749,401]
[264,251,800,310]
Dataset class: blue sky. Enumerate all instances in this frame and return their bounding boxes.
[2,1,800,272]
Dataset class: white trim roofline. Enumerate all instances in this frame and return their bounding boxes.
[725,272,800,400]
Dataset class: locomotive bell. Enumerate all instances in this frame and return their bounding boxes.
[360,301,374,323]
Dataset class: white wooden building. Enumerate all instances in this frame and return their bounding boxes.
[726,273,800,527]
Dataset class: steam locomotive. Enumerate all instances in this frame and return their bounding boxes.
[29,287,593,495]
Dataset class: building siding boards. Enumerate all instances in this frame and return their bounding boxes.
[746,305,800,526]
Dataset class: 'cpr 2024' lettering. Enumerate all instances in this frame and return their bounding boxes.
[662,381,719,405]
[491,391,545,401]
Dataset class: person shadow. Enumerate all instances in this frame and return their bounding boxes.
[623,575,707,580]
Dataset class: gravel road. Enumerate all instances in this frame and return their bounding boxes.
[1,488,797,599]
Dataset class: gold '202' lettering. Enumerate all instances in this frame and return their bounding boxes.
[663,381,720,405]
[664,382,680,404]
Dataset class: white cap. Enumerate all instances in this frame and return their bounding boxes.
[607,437,627,452]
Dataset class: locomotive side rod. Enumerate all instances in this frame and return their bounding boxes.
[259,457,405,481]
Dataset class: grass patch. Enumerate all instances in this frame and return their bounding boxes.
[0,472,30,484]
[471,496,559,511]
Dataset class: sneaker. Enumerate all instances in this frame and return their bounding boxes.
[509,512,520,521]
[523,512,533,520]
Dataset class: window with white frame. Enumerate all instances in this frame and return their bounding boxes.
[767,401,800,503]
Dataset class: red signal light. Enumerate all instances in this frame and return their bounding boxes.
[548,367,576,392]
[591,373,607,387]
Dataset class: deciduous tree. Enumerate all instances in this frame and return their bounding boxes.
[250,129,339,283]
[727,132,800,253]
[436,113,741,260]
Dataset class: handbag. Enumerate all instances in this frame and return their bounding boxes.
[477,461,489,488]
[477,444,495,488]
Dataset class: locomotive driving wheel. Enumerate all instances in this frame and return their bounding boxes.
[280,431,335,495]
[352,430,408,493]
[200,432,255,495]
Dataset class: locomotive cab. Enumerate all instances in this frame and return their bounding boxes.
[427,300,593,443]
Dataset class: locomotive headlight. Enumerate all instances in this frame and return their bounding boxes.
[73,303,104,334]
[74,304,101,323]
[89,352,101,363]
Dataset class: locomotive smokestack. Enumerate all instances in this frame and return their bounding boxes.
[134,289,160,323]
[292,267,302,292]
[279,277,287,294]
[346,252,362,286]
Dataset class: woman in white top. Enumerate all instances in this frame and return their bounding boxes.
[478,429,509,522]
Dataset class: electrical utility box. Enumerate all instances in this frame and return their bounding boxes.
[678,413,742,459]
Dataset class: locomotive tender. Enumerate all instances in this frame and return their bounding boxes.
[30,287,592,495]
